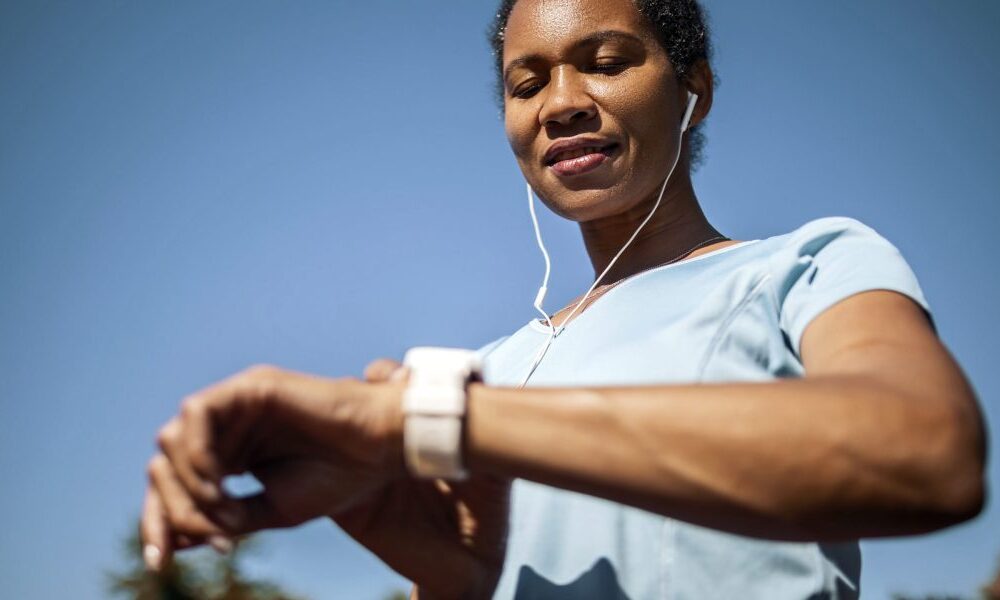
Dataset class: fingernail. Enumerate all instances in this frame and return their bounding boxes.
[143,544,162,571]
[214,506,242,531]
[389,367,408,382]
[209,535,234,555]
[201,481,222,502]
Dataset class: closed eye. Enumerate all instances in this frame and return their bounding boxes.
[589,61,629,75]
[512,81,544,99]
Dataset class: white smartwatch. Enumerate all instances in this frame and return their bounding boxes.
[402,346,482,480]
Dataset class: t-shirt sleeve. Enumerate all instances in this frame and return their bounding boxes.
[768,216,932,358]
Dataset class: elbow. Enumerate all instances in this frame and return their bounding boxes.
[927,462,985,529]
[920,397,988,528]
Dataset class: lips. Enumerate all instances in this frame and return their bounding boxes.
[543,138,619,177]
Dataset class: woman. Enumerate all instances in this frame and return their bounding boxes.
[141,0,986,598]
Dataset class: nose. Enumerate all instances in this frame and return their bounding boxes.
[538,65,597,128]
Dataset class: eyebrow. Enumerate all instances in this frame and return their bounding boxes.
[502,29,645,84]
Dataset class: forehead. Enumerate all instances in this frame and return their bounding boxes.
[503,0,655,62]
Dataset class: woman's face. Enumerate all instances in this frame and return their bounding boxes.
[502,0,689,222]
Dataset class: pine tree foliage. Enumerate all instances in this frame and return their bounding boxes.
[105,522,304,600]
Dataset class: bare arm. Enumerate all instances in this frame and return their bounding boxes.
[141,290,985,598]
[463,290,986,541]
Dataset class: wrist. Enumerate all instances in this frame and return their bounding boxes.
[366,379,409,477]
[462,382,486,475]
[401,347,481,480]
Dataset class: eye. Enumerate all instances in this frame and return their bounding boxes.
[512,79,544,100]
[590,59,629,75]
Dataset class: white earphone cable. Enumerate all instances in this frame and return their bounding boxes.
[528,181,554,329]
[519,93,698,388]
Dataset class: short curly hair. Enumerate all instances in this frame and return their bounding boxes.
[488,0,714,168]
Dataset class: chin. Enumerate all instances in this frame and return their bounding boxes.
[536,184,633,223]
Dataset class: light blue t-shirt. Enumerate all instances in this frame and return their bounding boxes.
[478,217,931,600]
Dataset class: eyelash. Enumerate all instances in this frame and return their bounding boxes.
[513,83,542,99]
[511,61,628,99]
[591,61,628,74]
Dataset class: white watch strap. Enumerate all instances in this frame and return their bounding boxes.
[404,415,466,479]
[402,347,481,480]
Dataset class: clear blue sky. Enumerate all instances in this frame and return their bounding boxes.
[1,1,997,598]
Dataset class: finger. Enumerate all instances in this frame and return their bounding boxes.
[210,457,336,536]
[389,366,410,382]
[208,535,235,555]
[211,492,282,536]
[187,365,280,475]
[148,453,227,538]
[142,490,212,559]
[364,358,403,383]
[169,532,229,554]
[141,487,171,572]
[178,396,226,500]
[209,413,256,480]
[181,396,225,502]
[158,418,221,505]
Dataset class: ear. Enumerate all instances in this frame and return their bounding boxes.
[683,59,714,130]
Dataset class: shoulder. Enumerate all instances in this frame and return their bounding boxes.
[762,216,931,357]
[763,216,915,292]
[765,216,890,252]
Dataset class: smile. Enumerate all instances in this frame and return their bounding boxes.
[545,142,619,177]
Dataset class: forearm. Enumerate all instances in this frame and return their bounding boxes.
[464,374,983,540]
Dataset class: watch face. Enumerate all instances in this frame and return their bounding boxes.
[402,347,479,415]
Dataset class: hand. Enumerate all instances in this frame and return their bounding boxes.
[331,359,511,600]
[141,365,405,570]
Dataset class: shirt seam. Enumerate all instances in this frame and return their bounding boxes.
[695,274,772,381]
[525,240,763,334]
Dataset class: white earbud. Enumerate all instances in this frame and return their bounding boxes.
[681,91,699,133]
[520,89,700,387]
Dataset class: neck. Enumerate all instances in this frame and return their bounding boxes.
[578,173,724,285]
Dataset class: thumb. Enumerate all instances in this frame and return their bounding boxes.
[212,494,283,535]
[212,459,370,535]
[363,358,406,383]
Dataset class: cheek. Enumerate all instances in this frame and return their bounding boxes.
[598,76,673,146]
[504,110,535,165]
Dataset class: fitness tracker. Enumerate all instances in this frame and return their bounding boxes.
[402,346,482,480]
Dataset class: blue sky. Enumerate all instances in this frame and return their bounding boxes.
[1,1,997,598]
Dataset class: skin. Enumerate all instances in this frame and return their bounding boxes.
[502,0,727,287]
[141,1,986,598]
